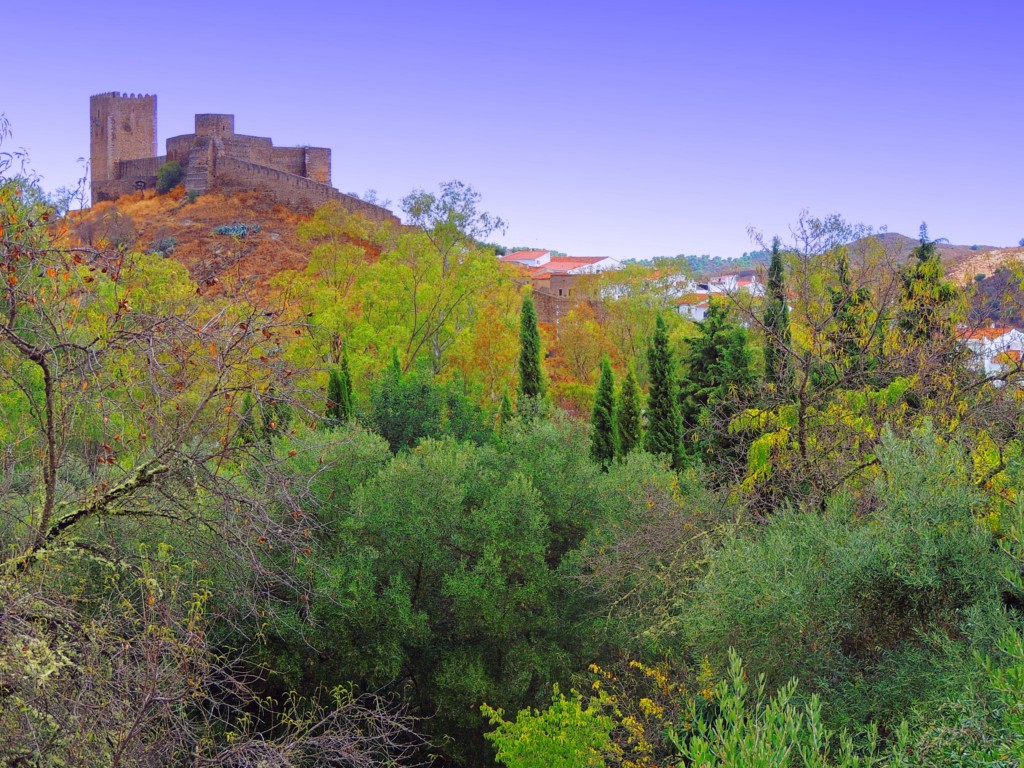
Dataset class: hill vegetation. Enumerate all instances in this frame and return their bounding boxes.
[3,135,1024,766]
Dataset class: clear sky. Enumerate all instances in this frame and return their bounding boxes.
[3,0,1022,260]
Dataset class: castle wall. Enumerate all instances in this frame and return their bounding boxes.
[195,114,234,137]
[93,176,158,202]
[119,155,167,178]
[220,134,270,165]
[533,289,574,326]
[166,135,195,167]
[270,146,306,176]
[215,156,399,223]
[303,147,331,185]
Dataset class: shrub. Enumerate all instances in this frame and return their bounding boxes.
[186,189,198,203]
[212,222,261,238]
[151,236,176,257]
[155,161,183,194]
[482,687,615,768]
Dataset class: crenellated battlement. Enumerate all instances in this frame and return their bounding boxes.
[92,92,156,100]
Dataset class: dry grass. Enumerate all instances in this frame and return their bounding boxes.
[69,188,316,302]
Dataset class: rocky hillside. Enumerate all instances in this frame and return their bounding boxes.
[66,188,322,298]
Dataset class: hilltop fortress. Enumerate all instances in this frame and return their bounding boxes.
[89,92,398,223]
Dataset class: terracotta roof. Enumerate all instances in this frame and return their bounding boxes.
[961,327,1016,341]
[500,249,548,262]
[678,294,710,306]
[997,350,1023,363]
[546,257,606,271]
[532,271,552,279]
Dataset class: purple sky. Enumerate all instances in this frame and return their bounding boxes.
[4,0,1022,260]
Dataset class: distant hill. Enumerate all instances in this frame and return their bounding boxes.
[638,251,771,276]
[847,232,1001,269]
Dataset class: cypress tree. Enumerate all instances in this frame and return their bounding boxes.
[590,356,617,467]
[644,314,681,466]
[498,388,514,432]
[763,236,792,391]
[326,343,354,426]
[617,365,642,456]
[517,294,543,408]
[339,344,354,418]
[326,368,346,424]
[679,299,756,467]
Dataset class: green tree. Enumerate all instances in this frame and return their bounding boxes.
[679,299,756,468]
[617,365,642,456]
[498,388,514,433]
[518,294,544,408]
[763,236,792,392]
[644,315,681,466]
[590,356,617,468]
[899,223,960,343]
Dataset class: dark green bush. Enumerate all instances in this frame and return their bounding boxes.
[155,161,183,194]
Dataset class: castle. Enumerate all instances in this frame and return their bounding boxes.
[89,92,398,223]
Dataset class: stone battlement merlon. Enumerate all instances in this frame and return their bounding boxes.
[93,92,155,100]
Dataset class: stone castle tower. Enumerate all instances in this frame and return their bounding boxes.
[90,92,157,195]
[88,91,398,224]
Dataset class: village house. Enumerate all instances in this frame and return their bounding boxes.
[500,250,622,323]
[959,326,1024,376]
[676,270,765,321]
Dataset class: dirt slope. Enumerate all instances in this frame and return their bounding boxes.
[67,188,318,299]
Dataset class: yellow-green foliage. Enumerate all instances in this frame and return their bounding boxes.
[482,686,615,768]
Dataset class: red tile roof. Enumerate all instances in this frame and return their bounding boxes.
[961,327,1015,341]
[500,249,549,262]
[537,257,606,273]
[677,294,710,306]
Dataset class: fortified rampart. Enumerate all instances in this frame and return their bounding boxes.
[90,92,399,224]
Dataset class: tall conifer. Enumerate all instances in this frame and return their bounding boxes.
[326,368,346,424]
[764,237,792,391]
[498,388,514,433]
[679,299,756,467]
[590,356,617,467]
[326,344,354,425]
[644,315,681,466]
[518,294,543,409]
[617,365,642,456]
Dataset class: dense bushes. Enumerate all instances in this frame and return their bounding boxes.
[684,429,1002,732]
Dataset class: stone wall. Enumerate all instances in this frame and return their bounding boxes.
[93,176,158,201]
[214,156,399,223]
[303,147,331,185]
[118,155,167,178]
[533,289,574,326]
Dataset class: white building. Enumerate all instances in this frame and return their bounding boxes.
[960,326,1024,376]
